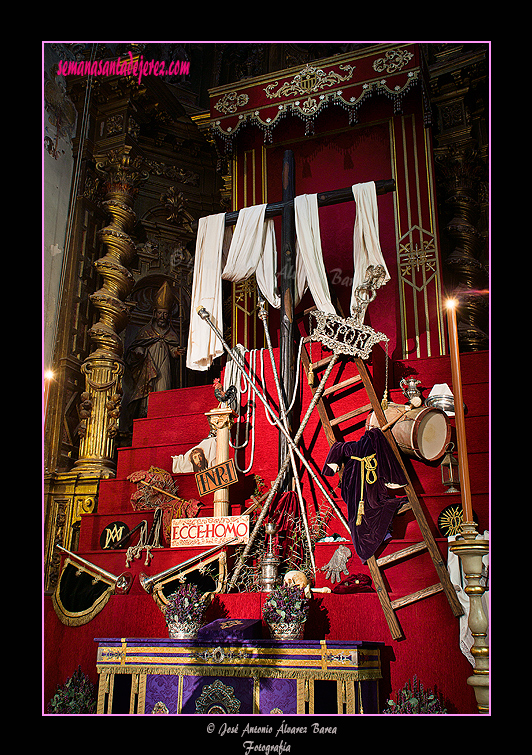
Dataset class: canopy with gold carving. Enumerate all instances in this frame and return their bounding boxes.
[208,44,424,146]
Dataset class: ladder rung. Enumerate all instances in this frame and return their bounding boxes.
[309,355,334,371]
[390,584,444,610]
[376,541,427,567]
[323,375,362,396]
[329,403,372,426]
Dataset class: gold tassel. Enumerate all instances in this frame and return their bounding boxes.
[308,367,314,387]
[356,500,364,526]
[381,392,388,411]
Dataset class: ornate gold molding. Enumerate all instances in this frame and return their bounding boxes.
[372,48,413,74]
[214,91,250,114]
[264,62,356,101]
[43,471,100,592]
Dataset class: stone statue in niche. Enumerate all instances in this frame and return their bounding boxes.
[123,281,184,422]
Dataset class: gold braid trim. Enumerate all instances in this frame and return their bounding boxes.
[351,453,378,525]
[96,664,381,681]
[53,588,113,626]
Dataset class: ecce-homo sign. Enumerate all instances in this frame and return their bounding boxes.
[170,514,249,548]
[195,458,238,496]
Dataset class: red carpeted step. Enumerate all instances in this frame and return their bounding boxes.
[115,441,203,480]
[398,454,488,506]
[99,469,214,510]
[95,478,139,514]
[145,384,216,418]
[78,511,160,551]
[392,350,488,390]
[98,469,256,520]
[131,415,214,448]
[313,537,453,597]
[98,452,209,515]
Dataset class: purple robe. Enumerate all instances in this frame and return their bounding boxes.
[322,428,409,562]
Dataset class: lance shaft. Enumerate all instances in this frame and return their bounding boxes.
[195,307,349,587]
[196,307,345,521]
[257,294,316,577]
[228,352,339,589]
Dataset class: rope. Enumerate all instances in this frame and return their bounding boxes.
[261,338,304,424]
[125,509,164,567]
[125,520,149,567]
[350,453,378,526]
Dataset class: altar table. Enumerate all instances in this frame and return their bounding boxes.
[95,637,383,714]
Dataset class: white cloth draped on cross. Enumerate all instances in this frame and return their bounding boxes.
[186,181,389,371]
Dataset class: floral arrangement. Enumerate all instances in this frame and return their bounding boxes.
[383,675,447,714]
[47,666,97,714]
[262,584,309,626]
[163,583,207,626]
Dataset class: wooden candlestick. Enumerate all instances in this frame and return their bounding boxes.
[446,298,489,714]
[445,300,474,524]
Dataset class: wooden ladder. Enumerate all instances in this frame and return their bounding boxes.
[300,342,464,641]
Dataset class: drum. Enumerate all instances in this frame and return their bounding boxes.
[366,402,451,462]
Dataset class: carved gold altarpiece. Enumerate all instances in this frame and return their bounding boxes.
[44,53,223,592]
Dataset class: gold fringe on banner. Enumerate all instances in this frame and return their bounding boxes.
[52,558,115,627]
[96,663,381,682]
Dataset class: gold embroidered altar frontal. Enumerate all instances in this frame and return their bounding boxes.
[95,638,383,714]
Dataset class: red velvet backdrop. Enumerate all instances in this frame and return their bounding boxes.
[229,94,446,363]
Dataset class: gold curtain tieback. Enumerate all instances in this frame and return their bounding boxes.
[350,453,377,525]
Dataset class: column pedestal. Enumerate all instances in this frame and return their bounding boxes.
[449,523,489,713]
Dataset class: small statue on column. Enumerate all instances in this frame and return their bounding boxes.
[123,282,184,422]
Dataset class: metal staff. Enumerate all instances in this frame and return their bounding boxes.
[139,537,240,593]
[56,544,133,594]
[257,292,317,577]
[195,307,349,588]
[229,352,339,589]
[197,306,344,521]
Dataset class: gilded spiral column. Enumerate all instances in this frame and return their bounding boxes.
[74,146,148,475]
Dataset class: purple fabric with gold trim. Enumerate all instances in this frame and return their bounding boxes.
[322,428,409,562]
[197,618,263,642]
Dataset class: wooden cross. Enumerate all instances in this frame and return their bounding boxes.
[210,149,395,490]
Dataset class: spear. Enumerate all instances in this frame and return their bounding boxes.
[195,307,349,589]
[257,291,316,577]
